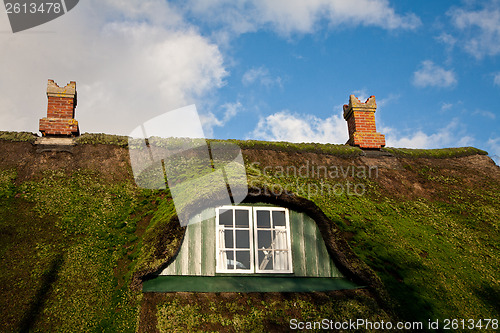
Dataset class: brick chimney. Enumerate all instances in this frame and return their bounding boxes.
[343,95,385,149]
[39,79,80,137]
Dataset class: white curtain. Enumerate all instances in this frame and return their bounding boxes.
[274,228,288,270]
[218,228,227,270]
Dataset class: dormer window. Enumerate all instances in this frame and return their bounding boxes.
[215,206,293,274]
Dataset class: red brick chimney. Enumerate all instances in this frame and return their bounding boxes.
[39,79,79,136]
[343,95,385,149]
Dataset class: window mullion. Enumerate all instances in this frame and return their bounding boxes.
[232,209,236,271]
[252,207,258,272]
[270,211,275,271]
[248,207,254,272]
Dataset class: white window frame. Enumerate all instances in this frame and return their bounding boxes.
[215,206,293,274]
[253,206,293,274]
[215,206,254,273]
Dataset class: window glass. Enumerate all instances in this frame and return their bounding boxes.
[235,230,250,248]
[256,210,271,228]
[235,251,250,270]
[224,230,234,248]
[275,251,289,270]
[219,209,233,227]
[225,251,234,269]
[257,230,272,249]
[235,209,249,227]
[272,211,286,227]
[258,250,274,270]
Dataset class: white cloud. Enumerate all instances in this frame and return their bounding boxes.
[0,0,227,135]
[221,102,242,122]
[249,105,479,152]
[447,1,500,58]
[249,93,398,145]
[473,109,496,120]
[250,110,348,143]
[242,67,282,87]
[351,89,369,104]
[441,103,453,111]
[200,102,243,137]
[377,93,400,108]
[180,0,421,36]
[435,32,457,49]
[435,32,457,63]
[381,118,475,149]
[494,72,500,86]
[412,61,457,88]
[322,0,421,30]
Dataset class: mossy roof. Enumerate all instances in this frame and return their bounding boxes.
[0,133,498,332]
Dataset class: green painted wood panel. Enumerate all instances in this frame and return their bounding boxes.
[161,210,216,276]
[188,221,197,274]
[290,212,306,276]
[305,212,319,276]
[144,276,361,292]
[200,214,216,276]
[160,207,343,278]
[289,211,344,277]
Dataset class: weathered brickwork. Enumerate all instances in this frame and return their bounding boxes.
[39,80,80,136]
[343,95,385,149]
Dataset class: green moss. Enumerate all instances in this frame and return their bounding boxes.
[112,135,365,158]
[212,139,364,157]
[0,169,17,199]
[132,196,183,280]
[155,292,391,332]
[1,135,499,331]
[75,134,489,161]
[316,194,499,323]
[382,146,488,158]
[0,168,155,332]
[244,161,500,324]
[75,133,129,147]
[0,131,37,143]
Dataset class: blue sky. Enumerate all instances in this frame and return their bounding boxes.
[0,0,499,161]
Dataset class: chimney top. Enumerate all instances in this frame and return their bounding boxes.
[342,94,385,149]
[46,79,77,99]
[343,95,376,119]
[39,79,79,137]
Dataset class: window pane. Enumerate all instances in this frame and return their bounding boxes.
[274,230,287,250]
[235,209,249,228]
[224,230,233,248]
[275,250,289,270]
[218,250,230,270]
[235,251,250,270]
[272,211,286,227]
[225,251,234,269]
[235,230,249,249]
[258,250,273,270]
[219,209,233,227]
[257,230,272,250]
[256,210,271,228]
